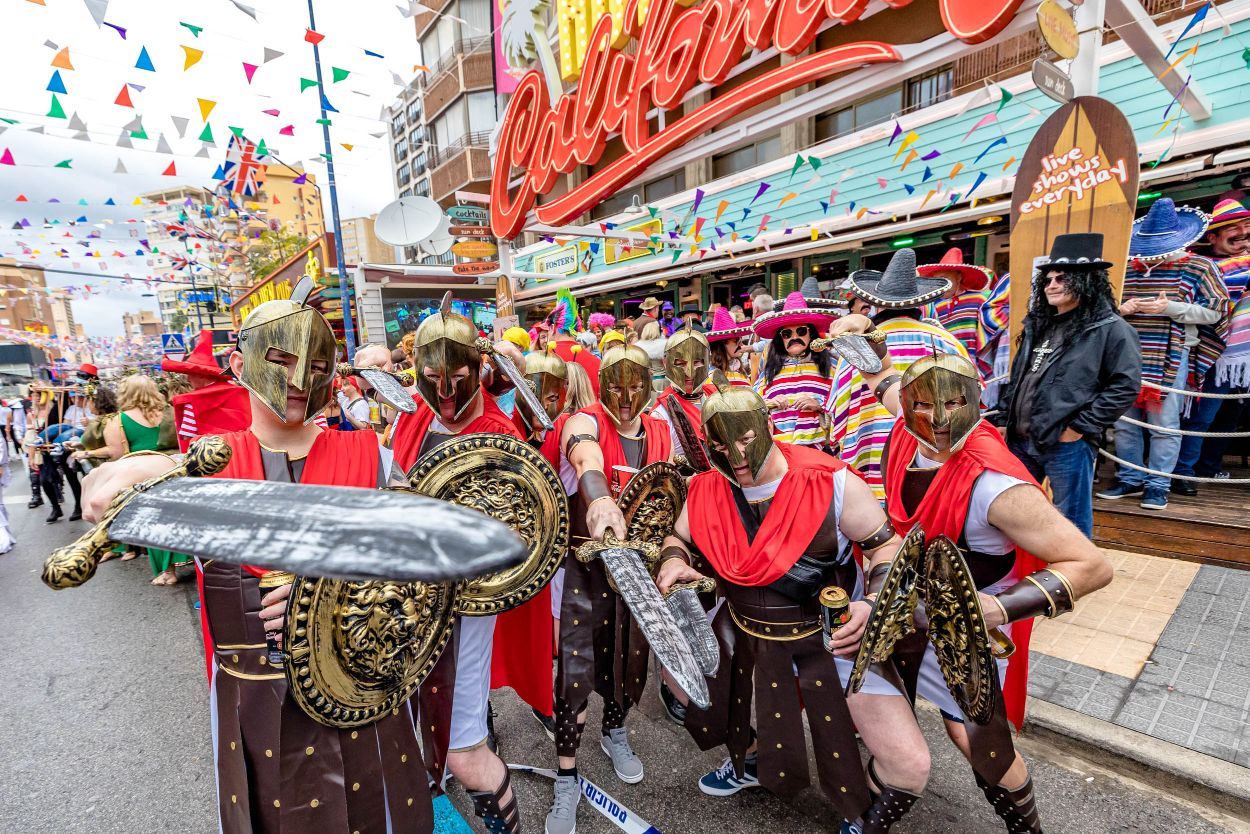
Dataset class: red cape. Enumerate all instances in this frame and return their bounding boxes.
[551,339,601,395]
[196,429,380,680]
[884,419,1045,731]
[386,391,554,714]
[655,386,705,440]
[688,443,843,586]
[173,381,251,453]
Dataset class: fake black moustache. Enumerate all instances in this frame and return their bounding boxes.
[788,339,807,348]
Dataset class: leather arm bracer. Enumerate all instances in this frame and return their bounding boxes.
[994,568,1075,622]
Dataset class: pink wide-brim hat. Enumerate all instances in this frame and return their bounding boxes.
[706,306,753,342]
[752,291,836,340]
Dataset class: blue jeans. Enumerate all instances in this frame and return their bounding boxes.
[1174,376,1243,476]
[1008,437,1096,538]
[1111,349,1189,492]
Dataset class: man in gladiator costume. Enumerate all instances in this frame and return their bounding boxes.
[831,314,1114,833]
[545,342,673,834]
[79,291,436,833]
[655,373,934,833]
[649,322,711,465]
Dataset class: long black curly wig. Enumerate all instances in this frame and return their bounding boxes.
[1022,267,1116,340]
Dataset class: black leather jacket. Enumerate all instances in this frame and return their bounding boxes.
[995,303,1142,451]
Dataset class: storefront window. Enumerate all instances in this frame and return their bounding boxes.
[712,135,782,179]
[381,295,496,349]
[815,89,903,142]
[907,67,953,110]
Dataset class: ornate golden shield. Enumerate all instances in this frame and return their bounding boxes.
[285,576,455,729]
[618,461,686,572]
[408,433,569,616]
[922,536,999,725]
[845,524,924,696]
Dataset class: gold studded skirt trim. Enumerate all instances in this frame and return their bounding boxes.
[727,605,821,641]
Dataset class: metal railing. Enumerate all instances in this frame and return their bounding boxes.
[428,130,492,169]
[430,36,491,81]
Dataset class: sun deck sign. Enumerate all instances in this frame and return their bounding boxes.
[490,0,1027,239]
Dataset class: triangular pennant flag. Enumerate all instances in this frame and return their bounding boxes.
[892,131,919,161]
[331,67,350,83]
[115,130,132,149]
[122,114,142,131]
[170,114,189,137]
[903,183,916,195]
[807,156,822,172]
[319,93,338,113]
[198,122,214,142]
[128,82,145,92]
[195,143,211,158]
[315,118,332,126]
[888,121,903,146]
[279,124,294,136]
[0,149,14,166]
[181,45,203,70]
[211,164,225,179]
[364,48,384,58]
[51,47,74,69]
[262,108,280,117]
[996,88,1014,114]
[47,94,66,119]
[305,28,325,45]
[921,166,933,182]
[130,122,147,140]
[67,112,86,131]
[162,161,177,176]
[72,130,89,141]
[54,159,72,168]
[114,84,133,107]
[292,173,307,184]
[155,133,173,154]
[180,22,203,37]
[300,77,319,92]
[340,142,354,151]
[263,47,283,63]
[135,46,155,71]
[198,98,216,120]
[921,149,941,161]
[84,0,108,25]
[104,21,126,38]
[243,62,258,83]
[229,0,257,20]
[229,125,244,137]
[47,70,67,94]
[255,139,268,156]
[15,194,26,201]
[105,197,116,204]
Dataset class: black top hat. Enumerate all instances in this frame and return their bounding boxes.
[677,304,704,316]
[1034,233,1111,272]
[848,248,950,309]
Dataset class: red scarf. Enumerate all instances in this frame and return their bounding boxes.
[884,419,1044,731]
[174,381,251,453]
[195,428,379,679]
[389,388,517,471]
[655,386,705,440]
[577,402,672,494]
[687,443,843,586]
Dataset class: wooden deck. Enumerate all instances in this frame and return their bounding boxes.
[1093,478,1250,569]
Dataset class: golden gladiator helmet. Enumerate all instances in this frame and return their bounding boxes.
[235,277,337,423]
[664,323,710,395]
[899,351,982,455]
[598,343,652,425]
[412,292,484,421]
[525,346,568,421]
[701,371,775,482]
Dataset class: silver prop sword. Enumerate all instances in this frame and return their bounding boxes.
[810,334,884,375]
[337,364,418,414]
[663,578,720,676]
[577,532,711,709]
[478,339,555,432]
[43,437,526,590]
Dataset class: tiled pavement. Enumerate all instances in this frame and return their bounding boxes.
[1027,551,1250,768]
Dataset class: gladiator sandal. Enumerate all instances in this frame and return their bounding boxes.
[859,759,922,834]
[468,770,521,834]
[976,773,1043,834]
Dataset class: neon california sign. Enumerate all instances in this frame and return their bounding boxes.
[490,0,1026,239]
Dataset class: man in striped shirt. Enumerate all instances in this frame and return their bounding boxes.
[752,291,836,448]
[918,247,994,359]
[826,248,968,499]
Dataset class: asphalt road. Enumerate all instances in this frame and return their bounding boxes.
[0,466,1244,834]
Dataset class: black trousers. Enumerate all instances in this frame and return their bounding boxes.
[39,455,80,510]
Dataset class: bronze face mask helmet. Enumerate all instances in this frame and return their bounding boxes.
[598,344,652,425]
[525,347,568,420]
[899,352,982,455]
[664,323,710,395]
[235,278,337,424]
[702,371,775,482]
[413,292,483,420]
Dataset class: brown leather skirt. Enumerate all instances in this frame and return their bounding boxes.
[684,581,870,824]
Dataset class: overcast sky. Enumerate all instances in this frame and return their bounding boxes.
[0,0,424,336]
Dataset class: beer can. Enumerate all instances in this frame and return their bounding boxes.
[819,585,851,649]
[258,571,295,668]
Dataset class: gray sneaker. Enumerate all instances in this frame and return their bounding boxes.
[545,774,580,834]
[600,727,644,784]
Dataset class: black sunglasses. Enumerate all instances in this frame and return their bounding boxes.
[779,326,813,340]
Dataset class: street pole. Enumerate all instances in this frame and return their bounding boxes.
[305,0,358,358]
[189,272,204,331]
[1071,0,1107,97]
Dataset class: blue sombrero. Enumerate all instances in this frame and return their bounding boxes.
[1129,198,1210,261]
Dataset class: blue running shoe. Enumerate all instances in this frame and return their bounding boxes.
[698,756,760,796]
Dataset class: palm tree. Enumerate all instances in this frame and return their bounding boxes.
[500,0,563,103]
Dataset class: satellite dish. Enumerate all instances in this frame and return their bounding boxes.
[374,197,442,246]
[421,214,454,257]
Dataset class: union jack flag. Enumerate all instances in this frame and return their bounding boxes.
[217,134,268,196]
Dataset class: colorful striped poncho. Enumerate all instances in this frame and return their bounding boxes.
[922,289,988,360]
[1123,255,1229,401]
[755,358,834,447]
[825,317,970,499]
[1214,254,1250,387]
[979,273,1013,405]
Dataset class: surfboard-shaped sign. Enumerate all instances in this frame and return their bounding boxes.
[453,240,499,258]
[452,261,500,276]
[1009,96,1139,355]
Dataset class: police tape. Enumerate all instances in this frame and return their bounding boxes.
[509,764,664,834]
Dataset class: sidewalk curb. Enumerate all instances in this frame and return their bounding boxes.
[1025,697,1250,806]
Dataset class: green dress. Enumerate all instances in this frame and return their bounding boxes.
[120,412,184,577]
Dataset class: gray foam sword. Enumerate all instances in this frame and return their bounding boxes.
[576,533,711,709]
[337,364,418,414]
[664,578,720,676]
[810,334,884,374]
[42,436,527,590]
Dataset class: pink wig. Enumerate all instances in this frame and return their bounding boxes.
[588,312,616,330]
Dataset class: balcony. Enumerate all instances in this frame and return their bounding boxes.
[422,38,493,119]
[429,131,492,203]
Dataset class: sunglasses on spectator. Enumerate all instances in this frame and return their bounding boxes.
[1044,273,1072,287]
[780,326,813,339]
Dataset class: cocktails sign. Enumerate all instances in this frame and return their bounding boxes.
[491,0,1027,239]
